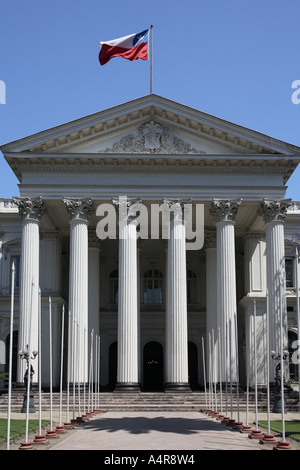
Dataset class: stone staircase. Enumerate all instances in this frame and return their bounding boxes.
[0,388,299,413]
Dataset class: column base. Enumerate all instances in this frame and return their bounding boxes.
[114,382,140,393]
[164,383,191,392]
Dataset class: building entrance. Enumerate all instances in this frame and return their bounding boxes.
[143,341,164,391]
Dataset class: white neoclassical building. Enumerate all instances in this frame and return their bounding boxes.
[0,94,300,393]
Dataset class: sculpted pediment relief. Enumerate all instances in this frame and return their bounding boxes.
[100,121,206,154]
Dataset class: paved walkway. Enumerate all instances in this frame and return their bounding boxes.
[46,411,263,451]
[3,409,300,451]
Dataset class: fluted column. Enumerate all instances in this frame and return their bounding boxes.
[210,198,241,383]
[205,230,218,380]
[259,199,291,360]
[13,197,45,384]
[88,231,101,338]
[113,197,140,391]
[64,198,92,383]
[164,199,189,391]
[88,231,101,381]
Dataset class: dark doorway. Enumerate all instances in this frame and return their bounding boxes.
[188,341,198,390]
[143,341,164,391]
[108,341,117,390]
[5,331,18,386]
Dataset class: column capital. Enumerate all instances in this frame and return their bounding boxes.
[112,196,142,223]
[210,198,242,223]
[162,198,192,208]
[13,196,45,221]
[162,198,192,222]
[63,198,92,222]
[259,198,292,223]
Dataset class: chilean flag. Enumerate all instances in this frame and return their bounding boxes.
[99,29,149,66]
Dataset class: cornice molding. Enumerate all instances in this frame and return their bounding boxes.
[8,157,294,183]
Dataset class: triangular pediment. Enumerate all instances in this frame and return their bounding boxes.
[2,94,300,156]
[2,94,300,185]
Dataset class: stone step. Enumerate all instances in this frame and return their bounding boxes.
[0,390,298,413]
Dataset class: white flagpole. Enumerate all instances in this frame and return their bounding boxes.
[89,329,94,412]
[234,313,240,423]
[83,327,87,417]
[202,337,207,408]
[72,316,76,420]
[59,305,65,427]
[225,320,228,417]
[66,310,71,425]
[7,262,15,450]
[208,332,211,409]
[254,298,258,431]
[25,281,34,443]
[150,25,153,94]
[49,296,53,430]
[77,321,81,419]
[280,283,286,442]
[37,288,42,436]
[95,334,98,411]
[229,319,233,420]
[246,307,250,427]
[218,327,223,415]
[98,336,101,409]
[212,329,217,411]
[295,247,300,402]
[266,289,271,435]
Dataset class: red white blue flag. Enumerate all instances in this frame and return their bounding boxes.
[99,29,149,66]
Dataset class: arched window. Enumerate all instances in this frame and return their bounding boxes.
[109,269,118,304]
[187,270,197,304]
[143,269,163,304]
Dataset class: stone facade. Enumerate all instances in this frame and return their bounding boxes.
[0,95,299,392]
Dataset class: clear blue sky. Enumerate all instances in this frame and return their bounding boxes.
[1,0,300,200]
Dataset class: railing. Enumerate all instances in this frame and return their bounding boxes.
[0,199,18,211]
[288,202,300,212]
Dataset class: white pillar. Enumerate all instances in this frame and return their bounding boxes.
[205,231,218,380]
[13,197,45,385]
[114,198,140,391]
[88,232,101,337]
[164,199,189,391]
[88,231,101,380]
[259,199,291,365]
[210,198,241,383]
[64,198,92,383]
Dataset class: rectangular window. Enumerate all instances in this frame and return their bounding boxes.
[285,258,294,288]
[11,256,20,289]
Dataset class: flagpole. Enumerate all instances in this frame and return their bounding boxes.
[7,262,15,450]
[150,25,153,94]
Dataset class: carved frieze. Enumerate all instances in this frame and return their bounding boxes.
[102,120,206,154]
